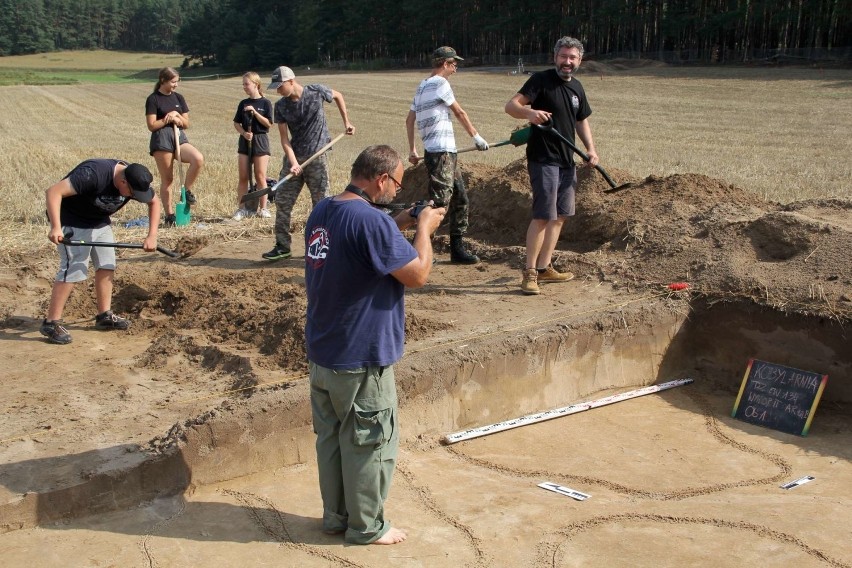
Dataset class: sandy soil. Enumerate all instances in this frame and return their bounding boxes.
[0,160,850,566]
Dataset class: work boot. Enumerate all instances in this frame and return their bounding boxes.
[520,268,540,295]
[538,264,574,283]
[184,189,197,205]
[450,235,480,265]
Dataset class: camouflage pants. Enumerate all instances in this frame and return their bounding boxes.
[423,151,469,236]
[274,153,330,250]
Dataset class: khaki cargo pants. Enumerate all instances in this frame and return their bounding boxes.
[309,361,399,544]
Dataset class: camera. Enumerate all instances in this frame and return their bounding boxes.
[410,199,431,218]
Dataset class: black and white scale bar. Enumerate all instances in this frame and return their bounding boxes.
[538,482,590,501]
[442,378,694,445]
[780,475,815,489]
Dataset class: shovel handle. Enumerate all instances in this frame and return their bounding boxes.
[534,123,619,189]
[242,132,346,203]
[62,238,179,258]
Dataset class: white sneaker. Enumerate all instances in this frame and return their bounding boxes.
[233,208,246,220]
[258,208,272,219]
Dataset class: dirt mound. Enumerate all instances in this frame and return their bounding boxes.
[399,158,851,319]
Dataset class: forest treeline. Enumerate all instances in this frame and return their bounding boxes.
[2,0,849,67]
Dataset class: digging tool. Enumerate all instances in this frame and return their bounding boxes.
[241,132,346,204]
[62,234,179,258]
[411,124,531,162]
[534,121,632,193]
[242,113,261,213]
[173,124,191,226]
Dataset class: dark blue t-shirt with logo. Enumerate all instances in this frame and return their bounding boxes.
[304,193,417,370]
[61,159,132,228]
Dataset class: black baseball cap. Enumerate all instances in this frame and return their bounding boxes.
[124,163,155,203]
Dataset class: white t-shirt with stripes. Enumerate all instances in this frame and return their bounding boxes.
[410,76,456,153]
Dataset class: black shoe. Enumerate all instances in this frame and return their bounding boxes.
[185,190,197,205]
[95,310,129,330]
[163,214,176,228]
[40,319,72,344]
[450,235,480,265]
[262,245,291,261]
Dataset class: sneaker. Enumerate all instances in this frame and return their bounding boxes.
[185,190,197,205]
[258,208,272,219]
[233,208,247,221]
[520,268,540,295]
[538,264,574,283]
[40,319,72,344]
[261,245,291,261]
[95,310,130,330]
[163,214,176,228]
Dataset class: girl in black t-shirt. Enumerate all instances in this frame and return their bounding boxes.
[145,67,205,226]
[232,71,273,219]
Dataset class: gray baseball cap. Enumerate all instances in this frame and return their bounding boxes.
[268,66,295,89]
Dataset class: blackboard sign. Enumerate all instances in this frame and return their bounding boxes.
[732,359,828,436]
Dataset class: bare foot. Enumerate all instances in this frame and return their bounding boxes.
[372,526,407,545]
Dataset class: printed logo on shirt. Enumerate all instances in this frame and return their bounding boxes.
[306,226,329,268]
[94,194,128,214]
[571,94,579,110]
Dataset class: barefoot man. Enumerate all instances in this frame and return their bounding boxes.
[304,145,445,544]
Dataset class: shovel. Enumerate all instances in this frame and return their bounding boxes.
[62,234,179,258]
[173,124,191,226]
[534,121,632,193]
[242,114,261,212]
[241,132,346,204]
[412,124,531,162]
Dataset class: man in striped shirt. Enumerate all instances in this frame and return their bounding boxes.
[406,46,489,265]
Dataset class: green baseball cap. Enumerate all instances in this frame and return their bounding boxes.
[433,46,463,62]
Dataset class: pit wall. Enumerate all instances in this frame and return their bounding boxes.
[663,300,851,404]
[6,300,848,531]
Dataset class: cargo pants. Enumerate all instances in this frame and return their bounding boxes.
[309,361,399,545]
[423,150,469,236]
[273,153,330,251]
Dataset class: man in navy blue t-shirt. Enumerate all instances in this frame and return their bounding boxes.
[304,145,445,545]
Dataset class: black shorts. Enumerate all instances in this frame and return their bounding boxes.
[238,133,271,157]
[149,127,188,155]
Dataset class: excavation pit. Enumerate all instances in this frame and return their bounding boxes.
[1,162,850,564]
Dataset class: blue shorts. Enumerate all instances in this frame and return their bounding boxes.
[528,161,576,220]
[56,225,117,283]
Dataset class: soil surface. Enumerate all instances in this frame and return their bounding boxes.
[1,160,850,566]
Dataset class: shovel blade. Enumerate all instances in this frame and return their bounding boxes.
[175,187,191,226]
[509,125,531,146]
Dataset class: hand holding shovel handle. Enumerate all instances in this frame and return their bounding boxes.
[62,234,179,258]
[241,132,347,204]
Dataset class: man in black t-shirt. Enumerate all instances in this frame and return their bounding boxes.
[505,36,600,295]
[41,159,161,344]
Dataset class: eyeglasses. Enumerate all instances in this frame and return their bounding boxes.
[386,173,404,191]
[446,60,458,68]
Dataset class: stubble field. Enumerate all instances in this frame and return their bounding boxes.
[0,58,850,256]
[1,54,851,566]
